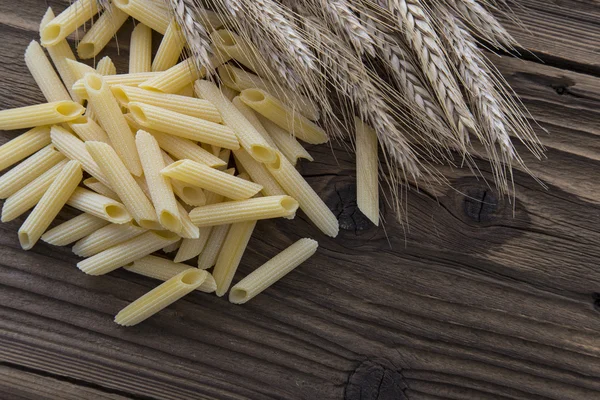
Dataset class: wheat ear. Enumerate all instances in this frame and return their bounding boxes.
[170,0,214,73]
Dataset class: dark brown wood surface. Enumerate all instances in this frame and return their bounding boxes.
[1,1,599,399]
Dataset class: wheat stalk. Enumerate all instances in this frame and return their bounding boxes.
[170,0,214,73]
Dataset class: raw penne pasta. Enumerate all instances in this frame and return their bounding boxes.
[194,80,277,163]
[112,85,222,122]
[232,149,285,197]
[41,213,110,246]
[259,116,313,165]
[231,97,277,148]
[240,89,328,145]
[229,238,318,304]
[210,30,274,80]
[0,126,51,171]
[114,268,205,326]
[67,187,132,224]
[83,177,119,200]
[212,220,257,296]
[162,239,181,253]
[161,160,262,200]
[129,24,152,73]
[174,227,211,262]
[355,118,379,226]
[18,160,81,250]
[0,101,84,131]
[189,195,298,227]
[266,153,339,237]
[40,0,99,46]
[0,145,64,199]
[96,56,117,76]
[127,102,239,149]
[24,41,71,102]
[198,9,224,31]
[1,160,68,222]
[77,6,129,59]
[176,84,195,97]
[220,64,319,121]
[86,141,159,229]
[77,230,180,275]
[73,221,146,257]
[66,59,96,83]
[176,201,200,239]
[82,73,142,176]
[217,149,231,170]
[125,255,216,293]
[113,0,169,34]
[136,131,181,232]
[161,151,207,207]
[68,116,110,143]
[197,223,230,270]
[220,86,239,102]
[71,72,160,99]
[152,19,184,72]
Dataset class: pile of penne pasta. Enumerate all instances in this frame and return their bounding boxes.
[0,0,380,326]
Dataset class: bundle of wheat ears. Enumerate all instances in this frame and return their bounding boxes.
[108,0,545,218]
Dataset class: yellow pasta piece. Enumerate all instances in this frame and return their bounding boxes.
[219,86,239,102]
[161,159,262,200]
[176,84,195,97]
[229,238,318,304]
[127,102,239,149]
[232,149,285,197]
[0,126,51,171]
[18,160,82,250]
[83,177,119,200]
[173,227,211,263]
[162,239,182,254]
[96,56,117,76]
[67,187,132,224]
[230,96,276,148]
[24,41,71,102]
[152,19,185,72]
[73,221,146,257]
[71,72,160,99]
[161,152,207,207]
[41,213,110,246]
[129,23,152,73]
[266,153,339,237]
[189,195,298,227]
[40,0,99,46]
[1,160,68,223]
[112,85,222,122]
[114,268,205,326]
[113,0,169,34]
[77,6,129,59]
[213,220,257,296]
[77,230,179,275]
[68,116,110,143]
[0,101,84,131]
[355,118,379,226]
[0,145,64,199]
[194,80,277,163]
[197,223,230,270]
[210,30,274,80]
[126,256,217,293]
[259,116,313,165]
[240,89,328,145]
[82,73,142,176]
[86,141,159,229]
[176,201,200,239]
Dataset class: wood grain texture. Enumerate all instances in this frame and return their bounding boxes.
[1,1,600,399]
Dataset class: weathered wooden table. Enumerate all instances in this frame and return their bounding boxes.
[1,1,599,399]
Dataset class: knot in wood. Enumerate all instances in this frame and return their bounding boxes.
[327,182,378,231]
[463,186,499,223]
[345,360,408,400]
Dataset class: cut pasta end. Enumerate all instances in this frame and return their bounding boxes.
[181,186,206,206]
[55,102,85,119]
[151,229,180,241]
[104,204,131,224]
[250,145,277,164]
[40,23,61,46]
[280,196,300,214]
[179,269,206,286]
[18,231,32,250]
[128,103,148,124]
[83,73,105,93]
[160,160,185,175]
[159,210,182,233]
[241,89,266,105]
[229,288,249,304]
[111,86,129,105]
[77,42,96,59]
[139,219,163,230]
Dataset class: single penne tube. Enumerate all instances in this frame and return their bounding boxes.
[68,116,110,143]
[127,102,239,149]
[1,160,68,222]
[231,96,277,148]
[210,30,274,80]
[96,56,117,76]
[113,0,169,34]
[24,41,71,102]
[82,73,142,176]
[212,220,257,296]
[125,255,216,292]
[161,159,262,200]
[77,230,180,275]
[18,160,82,250]
[41,213,110,246]
[229,238,318,304]
[72,221,146,257]
[71,72,160,99]
[259,116,313,165]
[152,19,185,72]
[40,0,99,46]
[355,118,380,226]
[173,229,211,263]
[240,89,328,145]
[114,268,205,326]
[77,6,129,59]
[232,149,285,197]
[0,145,64,199]
[66,59,96,83]
[112,85,222,122]
[266,153,339,237]
[190,195,298,227]
[135,131,181,232]
[129,23,152,73]
[197,223,230,270]
[219,64,319,121]
[0,126,51,171]
[176,201,200,239]
[86,141,159,229]
[194,80,277,163]
[0,101,84,131]
[67,187,132,224]
[162,239,181,254]
[83,177,119,200]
